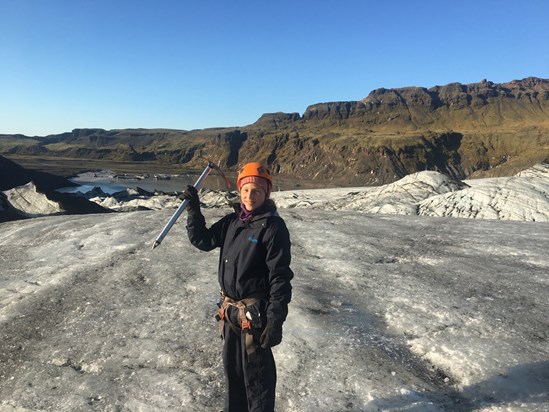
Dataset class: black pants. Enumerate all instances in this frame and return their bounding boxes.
[222,306,277,412]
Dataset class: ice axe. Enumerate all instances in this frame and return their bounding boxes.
[151,160,231,249]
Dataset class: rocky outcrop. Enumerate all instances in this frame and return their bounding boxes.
[238,78,549,183]
[254,112,301,128]
[298,77,549,131]
[1,77,548,186]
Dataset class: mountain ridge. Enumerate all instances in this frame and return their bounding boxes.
[1,77,548,186]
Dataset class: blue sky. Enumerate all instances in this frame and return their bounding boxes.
[1,1,548,136]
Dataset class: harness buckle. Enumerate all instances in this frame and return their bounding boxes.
[241,319,252,330]
[216,307,225,321]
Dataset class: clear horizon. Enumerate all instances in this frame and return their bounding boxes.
[2,0,548,136]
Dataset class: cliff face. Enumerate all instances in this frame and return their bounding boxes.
[301,77,549,128]
[236,77,549,184]
[1,77,548,186]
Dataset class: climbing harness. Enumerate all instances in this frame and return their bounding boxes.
[216,291,264,362]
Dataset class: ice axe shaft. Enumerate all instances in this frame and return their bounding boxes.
[152,162,214,249]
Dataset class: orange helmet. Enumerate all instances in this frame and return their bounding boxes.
[237,162,273,191]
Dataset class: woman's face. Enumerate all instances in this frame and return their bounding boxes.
[240,182,267,212]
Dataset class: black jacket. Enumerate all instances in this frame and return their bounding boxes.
[186,200,293,324]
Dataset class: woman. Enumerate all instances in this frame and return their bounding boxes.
[182,162,293,412]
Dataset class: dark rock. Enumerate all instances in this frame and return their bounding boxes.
[0,155,76,191]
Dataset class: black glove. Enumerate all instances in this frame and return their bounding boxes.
[260,320,283,349]
[179,185,200,212]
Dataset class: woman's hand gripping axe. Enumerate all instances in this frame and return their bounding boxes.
[152,160,231,249]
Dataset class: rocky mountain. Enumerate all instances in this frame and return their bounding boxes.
[1,77,548,185]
